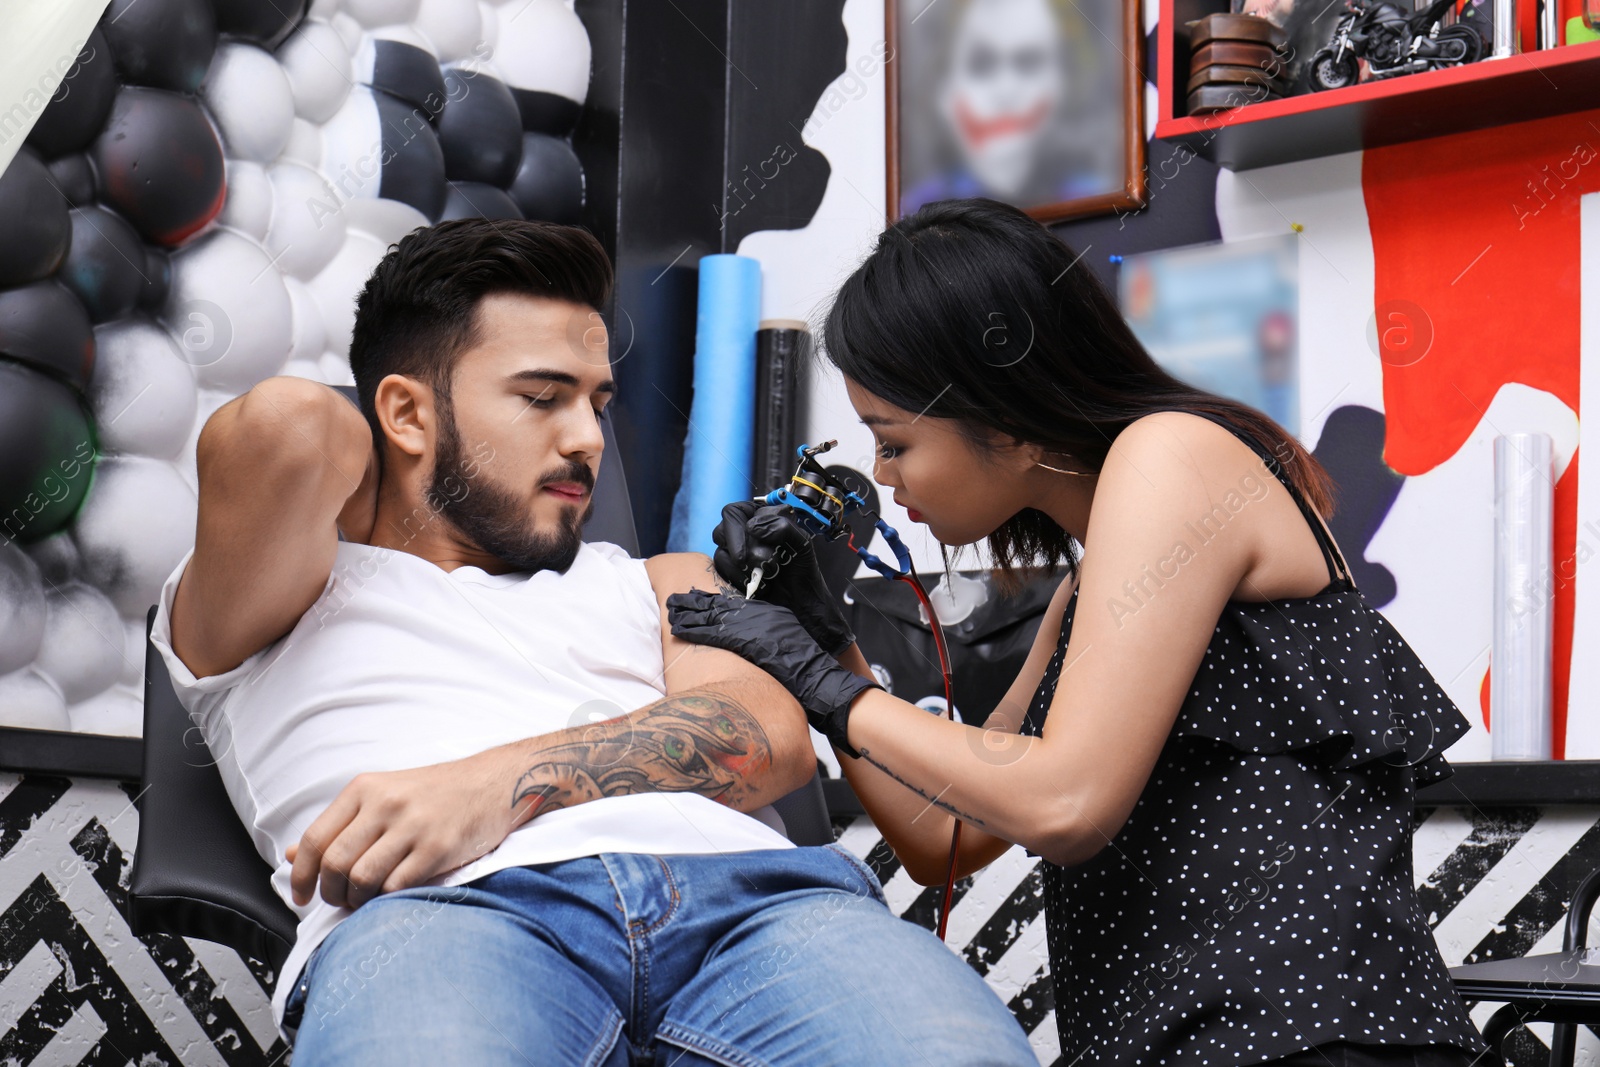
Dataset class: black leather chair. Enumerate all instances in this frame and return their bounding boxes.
[1450,867,1600,1066]
[124,406,832,979]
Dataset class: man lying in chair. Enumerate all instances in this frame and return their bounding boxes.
[151,218,1036,1066]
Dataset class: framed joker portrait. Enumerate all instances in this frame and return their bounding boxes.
[886,0,1147,224]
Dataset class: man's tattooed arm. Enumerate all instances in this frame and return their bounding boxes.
[508,689,774,821]
[704,555,740,596]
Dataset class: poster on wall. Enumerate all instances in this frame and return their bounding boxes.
[886,0,1146,223]
[1117,235,1301,436]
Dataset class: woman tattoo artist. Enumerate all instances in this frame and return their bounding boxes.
[666,198,1489,1067]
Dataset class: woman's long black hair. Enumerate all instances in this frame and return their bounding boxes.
[821,197,1335,590]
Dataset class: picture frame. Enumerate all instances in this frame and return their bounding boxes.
[885,0,1148,225]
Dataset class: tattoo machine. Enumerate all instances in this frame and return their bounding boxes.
[747,440,966,941]
[744,440,913,597]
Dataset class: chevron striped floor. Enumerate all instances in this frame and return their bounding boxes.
[3,770,1598,1066]
[0,773,288,1066]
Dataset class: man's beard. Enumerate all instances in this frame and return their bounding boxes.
[424,396,595,574]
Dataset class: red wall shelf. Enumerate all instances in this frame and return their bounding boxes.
[1155,0,1600,171]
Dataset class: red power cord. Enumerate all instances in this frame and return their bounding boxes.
[842,531,963,942]
[899,571,962,943]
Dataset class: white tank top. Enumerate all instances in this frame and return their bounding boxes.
[150,539,793,1033]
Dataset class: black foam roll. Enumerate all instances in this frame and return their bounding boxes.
[0,281,95,392]
[441,181,523,221]
[752,320,812,497]
[23,28,116,161]
[0,149,71,288]
[101,0,217,93]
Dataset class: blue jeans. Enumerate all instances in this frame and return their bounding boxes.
[284,845,1037,1066]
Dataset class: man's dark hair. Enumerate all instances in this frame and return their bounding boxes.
[348,217,613,449]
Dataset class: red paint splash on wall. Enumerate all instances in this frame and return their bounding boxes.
[1364,109,1594,757]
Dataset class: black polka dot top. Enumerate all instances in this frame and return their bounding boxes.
[1018,411,1489,1066]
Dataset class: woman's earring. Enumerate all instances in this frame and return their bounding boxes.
[1035,454,1095,477]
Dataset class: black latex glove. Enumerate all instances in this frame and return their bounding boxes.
[712,501,856,656]
[666,588,879,758]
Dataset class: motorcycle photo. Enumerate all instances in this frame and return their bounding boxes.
[1309,0,1483,91]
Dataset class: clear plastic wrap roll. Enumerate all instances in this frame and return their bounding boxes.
[1491,432,1554,761]
[1492,0,1516,57]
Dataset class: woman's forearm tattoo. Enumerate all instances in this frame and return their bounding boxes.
[855,746,991,829]
[510,692,773,818]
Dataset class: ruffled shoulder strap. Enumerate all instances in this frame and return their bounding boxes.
[1171,590,1470,787]
[1136,409,1466,785]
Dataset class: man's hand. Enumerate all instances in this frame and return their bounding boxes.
[335,444,382,545]
[287,686,782,909]
[286,753,516,910]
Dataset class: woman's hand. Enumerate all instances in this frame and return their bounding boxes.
[712,501,856,654]
[667,588,878,756]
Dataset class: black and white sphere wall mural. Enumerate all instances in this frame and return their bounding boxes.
[0,0,592,736]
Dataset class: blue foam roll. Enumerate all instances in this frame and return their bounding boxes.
[665,254,762,557]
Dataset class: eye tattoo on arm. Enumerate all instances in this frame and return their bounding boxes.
[509,691,773,819]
